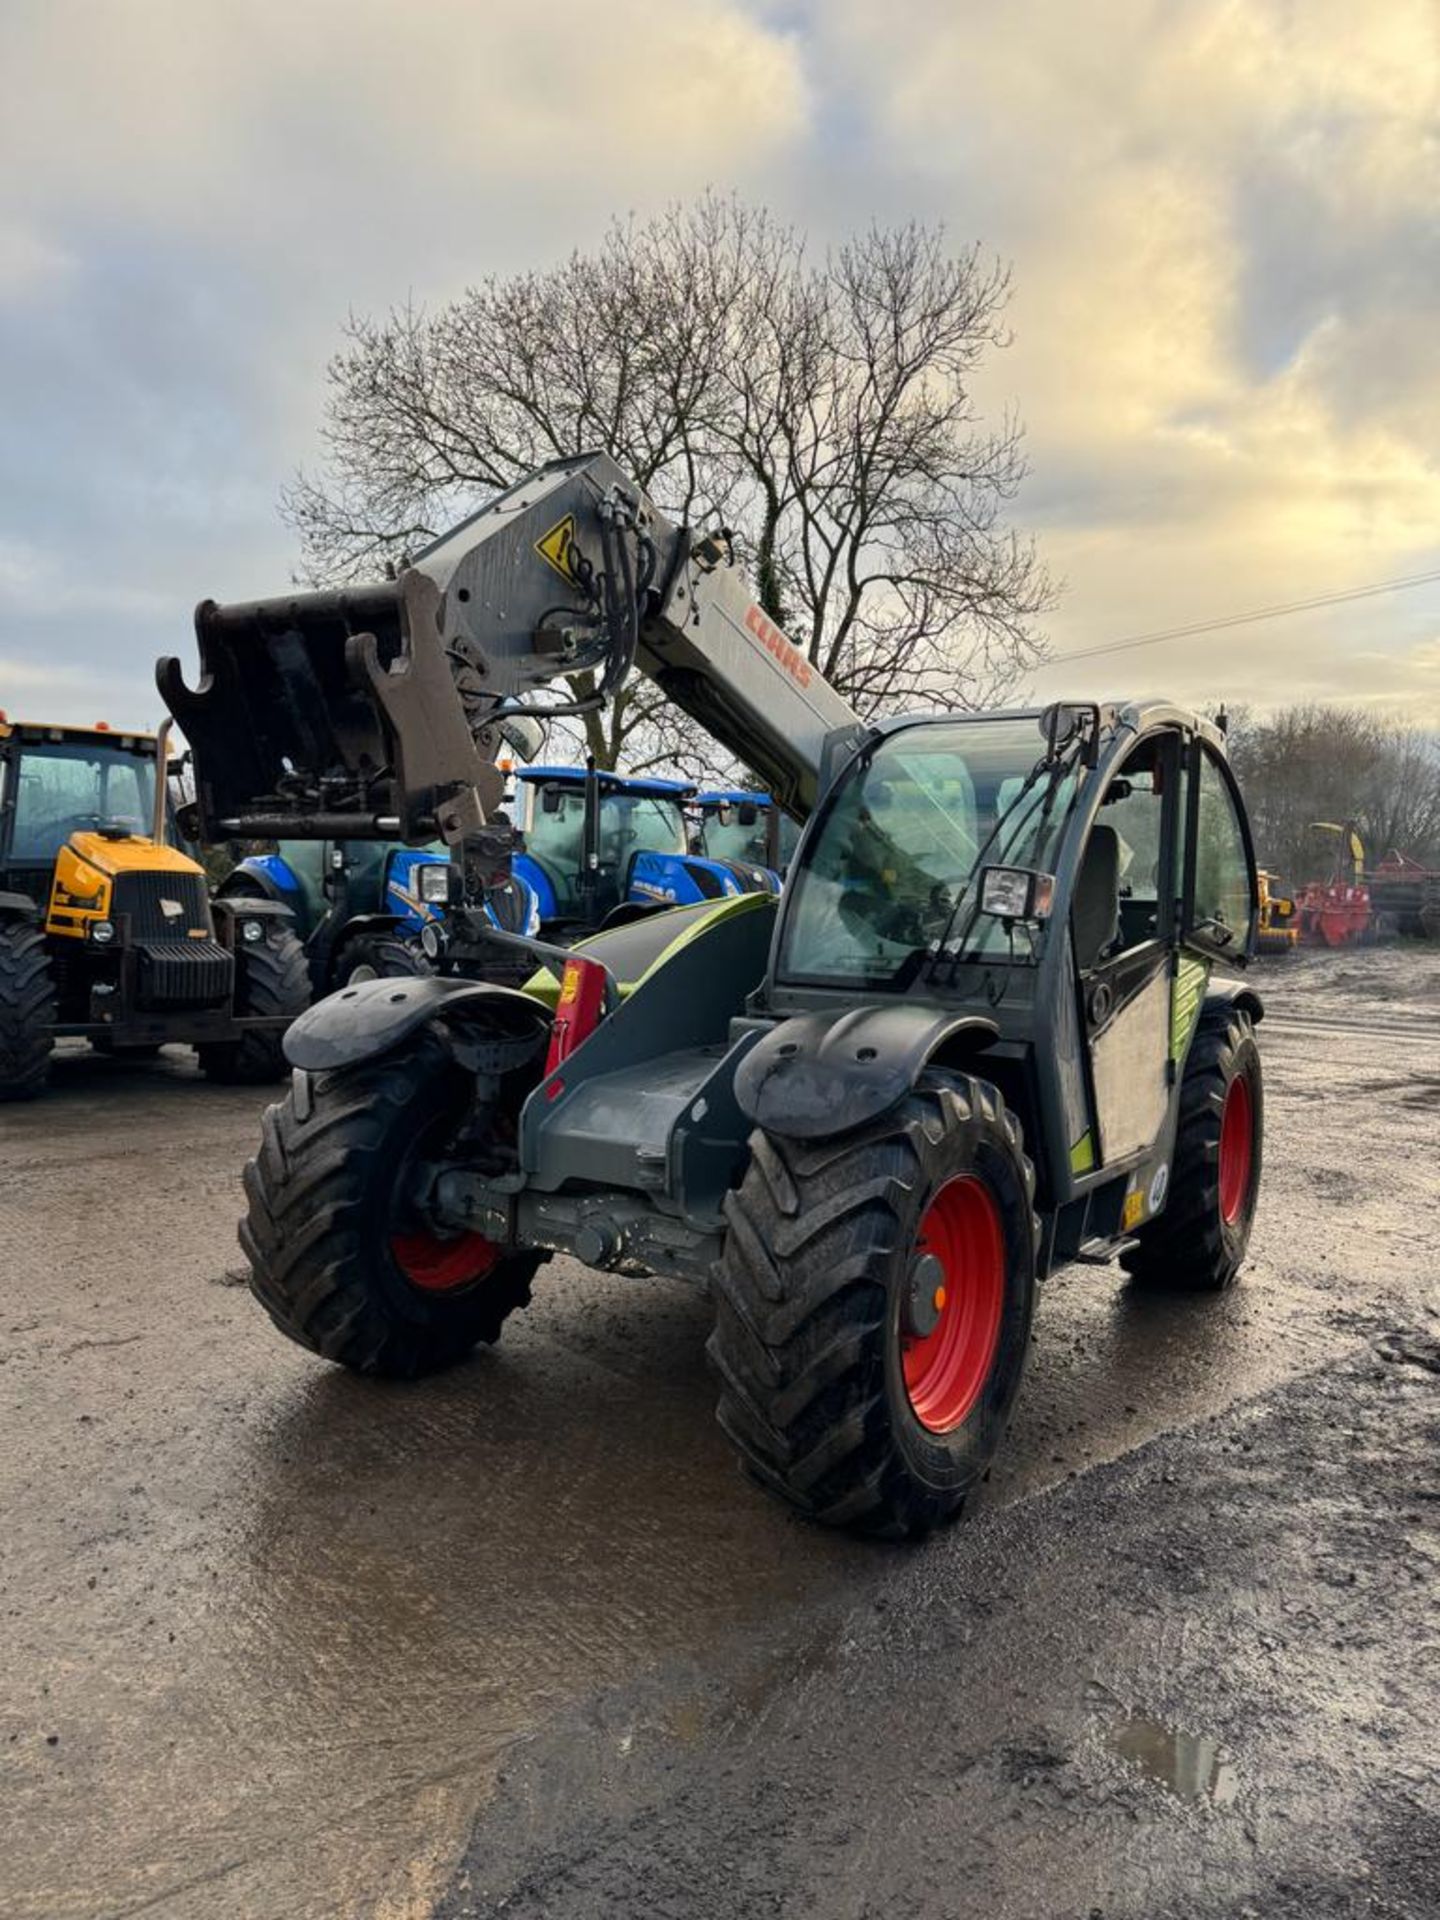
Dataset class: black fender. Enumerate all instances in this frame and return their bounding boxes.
[734,1005,1000,1142]
[283,974,550,1073]
[1202,981,1264,1026]
[331,911,405,942]
[0,890,41,923]
[212,894,295,931]
[216,868,283,904]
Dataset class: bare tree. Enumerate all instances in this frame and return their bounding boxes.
[1226,703,1440,883]
[284,196,1051,771]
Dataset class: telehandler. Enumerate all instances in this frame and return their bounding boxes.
[159,451,1264,1536]
[0,714,309,1098]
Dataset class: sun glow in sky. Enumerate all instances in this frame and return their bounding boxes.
[2,0,1438,726]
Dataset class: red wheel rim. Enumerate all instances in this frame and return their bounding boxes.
[1218,1074,1254,1225]
[901,1176,1006,1434]
[390,1230,502,1293]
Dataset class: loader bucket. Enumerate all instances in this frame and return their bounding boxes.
[157,571,504,844]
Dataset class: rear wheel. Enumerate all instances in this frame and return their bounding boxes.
[241,1029,543,1376]
[0,918,56,1101]
[709,1075,1037,1538]
[197,929,310,1084]
[1120,1002,1262,1292]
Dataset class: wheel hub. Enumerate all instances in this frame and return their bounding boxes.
[390,1229,502,1292]
[902,1252,948,1339]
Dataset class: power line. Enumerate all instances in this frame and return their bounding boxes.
[1050,567,1440,664]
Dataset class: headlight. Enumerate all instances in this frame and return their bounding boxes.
[978,866,1056,922]
[240,918,266,944]
[89,919,115,945]
[418,864,451,904]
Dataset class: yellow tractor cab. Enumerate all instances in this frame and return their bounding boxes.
[0,714,308,1099]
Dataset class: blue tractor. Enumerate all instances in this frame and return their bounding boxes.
[220,838,540,988]
[691,788,799,889]
[512,765,774,934]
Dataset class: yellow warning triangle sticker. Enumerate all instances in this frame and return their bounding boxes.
[535,514,578,584]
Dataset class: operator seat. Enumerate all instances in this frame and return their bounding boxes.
[1072,824,1122,971]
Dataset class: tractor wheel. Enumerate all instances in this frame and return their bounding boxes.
[1120,1003,1262,1293]
[240,1029,543,1376]
[331,933,433,987]
[0,918,56,1101]
[197,929,311,1084]
[709,1074,1038,1538]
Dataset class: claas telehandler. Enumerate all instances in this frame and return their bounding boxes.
[0,714,309,1098]
[158,451,1264,1537]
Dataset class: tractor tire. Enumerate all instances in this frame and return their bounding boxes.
[0,918,56,1101]
[197,929,311,1085]
[331,933,433,987]
[1120,1003,1262,1293]
[709,1074,1038,1539]
[240,1030,543,1376]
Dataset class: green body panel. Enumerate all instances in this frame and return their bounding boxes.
[522,893,773,1007]
[1171,953,1210,1061]
[1069,1131,1096,1175]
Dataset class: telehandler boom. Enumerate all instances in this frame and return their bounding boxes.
[159,452,1264,1536]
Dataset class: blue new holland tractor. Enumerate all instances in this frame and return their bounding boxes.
[691,788,799,889]
[513,765,775,933]
[221,838,540,988]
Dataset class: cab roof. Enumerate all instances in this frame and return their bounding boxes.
[516,765,695,797]
[871,700,1228,756]
[697,788,773,807]
[0,717,158,749]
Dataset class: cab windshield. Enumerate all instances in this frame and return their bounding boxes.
[778,718,1078,985]
[524,785,689,876]
[7,741,157,863]
[701,806,799,870]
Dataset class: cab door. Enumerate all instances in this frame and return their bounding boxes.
[1181,741,1259,964]
[1073,729,1183,1167]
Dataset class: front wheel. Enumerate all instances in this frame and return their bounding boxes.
[197,928,311,1084]
[0,918,56,1101]
[241,1030,543,1376]
[709,1075,1038,1538]
[331,932,433,987]
[1120,1002,1262,1292]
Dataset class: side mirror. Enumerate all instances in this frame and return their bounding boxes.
[498,713,546,763]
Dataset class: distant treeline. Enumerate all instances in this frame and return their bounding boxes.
[1224,704,1440,885]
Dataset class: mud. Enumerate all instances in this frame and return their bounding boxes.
[2,948,1438,1918]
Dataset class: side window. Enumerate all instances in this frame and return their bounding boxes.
[1188,748,1254,957]
[1094,737,1174,952]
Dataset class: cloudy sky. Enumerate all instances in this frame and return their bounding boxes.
[3,0,1438,731]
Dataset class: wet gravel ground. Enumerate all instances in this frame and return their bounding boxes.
[1,946,1437,1919]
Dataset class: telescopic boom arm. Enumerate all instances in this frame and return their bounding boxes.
[157,452,863,898]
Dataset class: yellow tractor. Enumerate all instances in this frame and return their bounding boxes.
[0,713,309,1099]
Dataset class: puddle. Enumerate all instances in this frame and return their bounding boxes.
[1107,1713,1240,1806]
